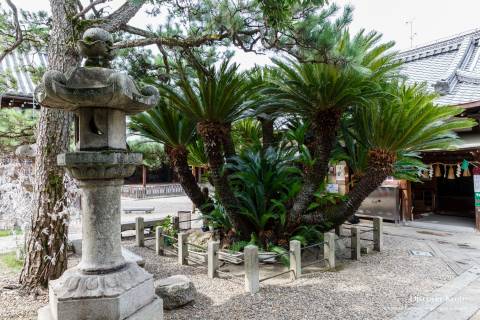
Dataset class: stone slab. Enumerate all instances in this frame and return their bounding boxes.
[394,266,480,320]
[38,297,163,320]
[423,278,480,320]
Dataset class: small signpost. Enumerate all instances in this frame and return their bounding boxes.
[473,167,480,230]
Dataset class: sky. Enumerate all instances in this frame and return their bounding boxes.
[10,0,480,65]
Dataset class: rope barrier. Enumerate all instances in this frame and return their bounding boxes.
[163,248,178,256]
[301,241,325,251]
[301,258,327,268]
[162,234,178,241]
[360,238,374,242]
[360,229,372,234]
[259,269,293,283]
[179,217,205,223]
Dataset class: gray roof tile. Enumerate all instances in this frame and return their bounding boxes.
[399,29,480,106]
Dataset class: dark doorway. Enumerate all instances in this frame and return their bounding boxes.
[436,176,474,217]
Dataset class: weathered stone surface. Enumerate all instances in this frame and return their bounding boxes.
[15,144,37,158]
[39,262,161,320]
[57,152,141,180]
[155,275,196,310]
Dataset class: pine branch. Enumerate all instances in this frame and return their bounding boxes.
[96,0,146,32]
[73,0,109,20]
[0,0,23,63]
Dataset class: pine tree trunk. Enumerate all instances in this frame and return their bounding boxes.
[19,0,79,289]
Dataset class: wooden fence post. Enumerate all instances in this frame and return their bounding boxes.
[178,232,188,265]
[373,217,383,252]
[155,226,164,255]
[244,245,259,293]
[351,226,360,260]
[135,217,144,247]
[208,240,219,278]
[323,232,335,269]
[172,216,180,231]
[289,240,301,280]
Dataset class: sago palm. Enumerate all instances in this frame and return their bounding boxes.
[158,60,261,237]
[129,103,211,212]
[264,29,400,221]
[315,82,476,225]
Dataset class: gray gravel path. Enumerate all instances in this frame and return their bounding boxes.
[125,234,455,320]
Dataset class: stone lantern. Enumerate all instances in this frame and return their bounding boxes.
[36,28,163,320]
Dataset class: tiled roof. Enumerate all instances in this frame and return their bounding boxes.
[0,50,47,98]
[398,29,480,106]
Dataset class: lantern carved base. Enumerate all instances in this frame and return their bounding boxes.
[38,263,163,320]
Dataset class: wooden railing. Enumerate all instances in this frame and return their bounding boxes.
[121,183,185,199]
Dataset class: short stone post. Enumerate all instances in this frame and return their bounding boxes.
[289,240,301,280]
[155,226,164,256]
[135,216,144,247]
[323,232,336,269]
[244,245,259,294]
[373,217,383,252]
[207,240,219,278]
[351,226,361,260]
[178,232,188,265]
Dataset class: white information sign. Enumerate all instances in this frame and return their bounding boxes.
[474,175,480,192]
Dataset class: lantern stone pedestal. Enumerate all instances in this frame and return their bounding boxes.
[35,28,163,320]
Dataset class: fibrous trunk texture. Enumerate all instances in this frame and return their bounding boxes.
[303,149,396,226]
[169,146,211,214]
[260,117,274,151]
[289,110,341,224]
[197,121,253,238]
[19,0,79,290]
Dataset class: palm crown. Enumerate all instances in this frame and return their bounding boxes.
[129,102,196,149]
[352,82,476,154]
[158,60,260,124]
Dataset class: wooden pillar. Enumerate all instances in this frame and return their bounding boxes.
[142,165,147,188]
[473,167,480,231]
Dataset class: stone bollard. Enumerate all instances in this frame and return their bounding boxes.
[155,226,164,256]
[323,232,336,269]
[178,232,188,265]
[244,245,259,294]
[351,226,361,260]
[289,240,301,280]
[135,216,144,247]
[207,240,219,279]
[373,217,383,252]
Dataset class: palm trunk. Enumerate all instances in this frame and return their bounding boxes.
[19,0,79,290]
[222,123,236,159]
[302,149,396,226]
[260,117,274,151]
[289,110,341,224]
[169,146,212,214]
[197,121,253,238]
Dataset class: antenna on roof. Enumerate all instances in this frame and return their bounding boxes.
[405,19,417,48]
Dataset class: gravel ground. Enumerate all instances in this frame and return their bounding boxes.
[125,234,455,320]
[0,233,454,320]
[0,265,47,320]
